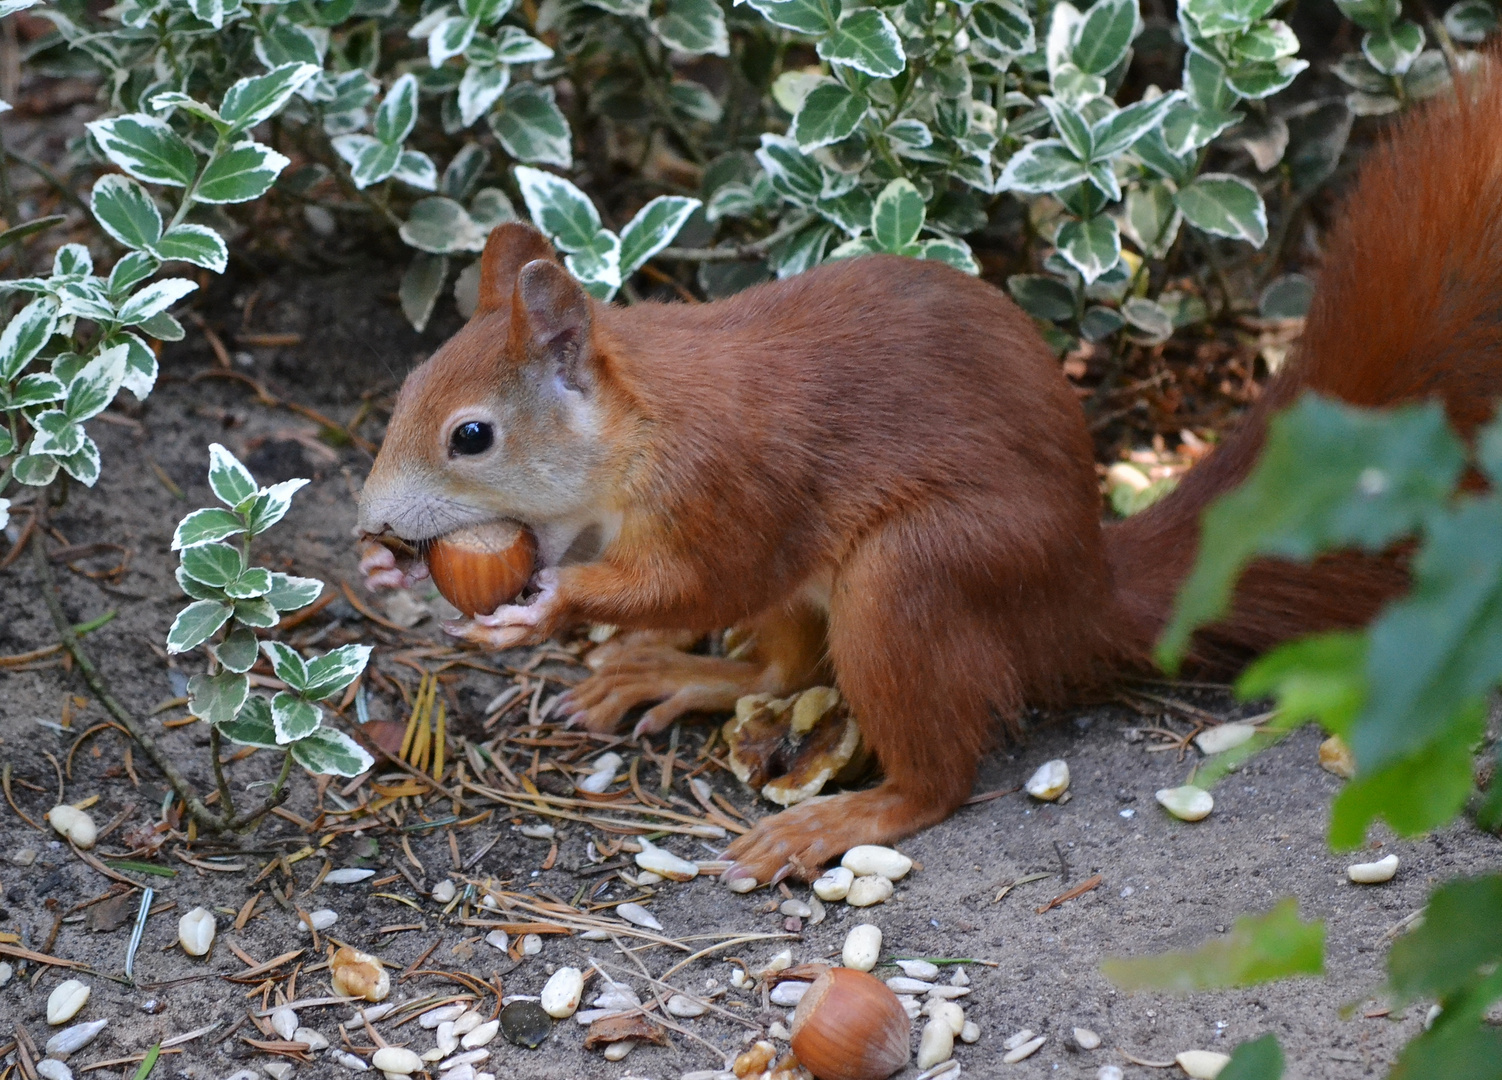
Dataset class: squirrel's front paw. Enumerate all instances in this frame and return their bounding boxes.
[443,568,560,651]
[358,540,429,592]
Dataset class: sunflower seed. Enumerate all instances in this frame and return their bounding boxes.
[840,845,912,880]
[1025,759,1070,801]
[47,980,90,1025]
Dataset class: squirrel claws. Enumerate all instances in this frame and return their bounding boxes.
[358,541,429,591]
[442,568,560,650]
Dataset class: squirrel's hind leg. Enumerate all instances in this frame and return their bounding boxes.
[559,601,829,738]
[723,515,1031,884]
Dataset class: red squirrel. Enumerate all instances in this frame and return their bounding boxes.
[357,67,1502,887]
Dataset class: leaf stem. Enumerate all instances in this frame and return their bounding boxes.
[209,726,236,821]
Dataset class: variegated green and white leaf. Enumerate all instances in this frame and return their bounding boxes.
[63,343,129,422]
[303,643,373,699]
[167,599,234,653]
[290,727,373,776]
[0,296,59,382]
[245,477,310,535]
[108,253,160,301]
[374,73,421,144]
[254,20,329,72]
[148,91,227,131]
[176,565,223,601]
[745,0,831,34]
[490,83,572,168]
[401,197,486,253]
[181,541,244,588]
[428,14,479,66]
[272,691,321,743]
[492,25,554,61]
[392,151,439,191]
[173,507,246,550]
[400,252,448,332]
[652,0,729,56]
[706,182,758,221]
[265,572,324,611]
[470,188,515,229]
[9,372,65,407]
[790,83,868,150]
[970,0,1034,53]
[458,63,510,127]
[53,243,93,277]
[870,178,925,252]
[332,134,402,188]
[153,224,228,272]
[514,165,602,251]
[262,639,309,690]
[1175,173,1268,245]
[826,234,882,262]
[30,411,85,457]
[234,596,280,627]
[90,174,162,251]
[215,626,260,673]
[11,452,60,486]
[188,671,250,724]
[208,442,258,507]
[219,695,280,747]
[619,196,701,278]
[755,133,823,205]
[773,220,837,277]
[87,115,199,188]
[225,566,273,599]
[918,237,980,274]
[220,62,321,132]
[818,10,904,77]
[1056,213,1121,283]
[116,278,197,327]
[55,280,115,323]
[1090,91,1179,158]
[194,141,291,204]
[564,232,622,298]
[995,139,1088,193]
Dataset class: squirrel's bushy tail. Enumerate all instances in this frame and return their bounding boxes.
[1105,58,1502,673]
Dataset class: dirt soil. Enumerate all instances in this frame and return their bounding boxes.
[1,262,1498,1080]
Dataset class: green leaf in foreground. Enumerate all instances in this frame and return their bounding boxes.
[1389,1022,1502,1080]
[1388,874,1502,1003]
[1355,497,1502,774]
[1101,898,1324,992]
[1328,700,1483,846]
[1158,396,1464,669]
[1220,1033,1284,1080]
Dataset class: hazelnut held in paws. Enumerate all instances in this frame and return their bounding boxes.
[426,521,538,617]
[357,67,1502,886]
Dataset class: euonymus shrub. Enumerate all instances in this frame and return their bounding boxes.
[1111,394,1502,1078]
[0,59,333,529]
[20,0,1499,347]
[169,444,374,786]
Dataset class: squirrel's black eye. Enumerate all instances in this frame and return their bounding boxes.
[449,421,494,456]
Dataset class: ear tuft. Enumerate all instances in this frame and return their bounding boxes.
[511,259,593,390]
[475,224,558,315]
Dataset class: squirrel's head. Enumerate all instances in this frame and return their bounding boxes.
[358,223,625,546]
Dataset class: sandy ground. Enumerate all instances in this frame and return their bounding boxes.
[1,262,1498,1080]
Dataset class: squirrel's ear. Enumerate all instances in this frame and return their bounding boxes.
[475,223,557,314]
[510,259,593,391]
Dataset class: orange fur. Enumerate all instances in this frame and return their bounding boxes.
[360,66,1502,882]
